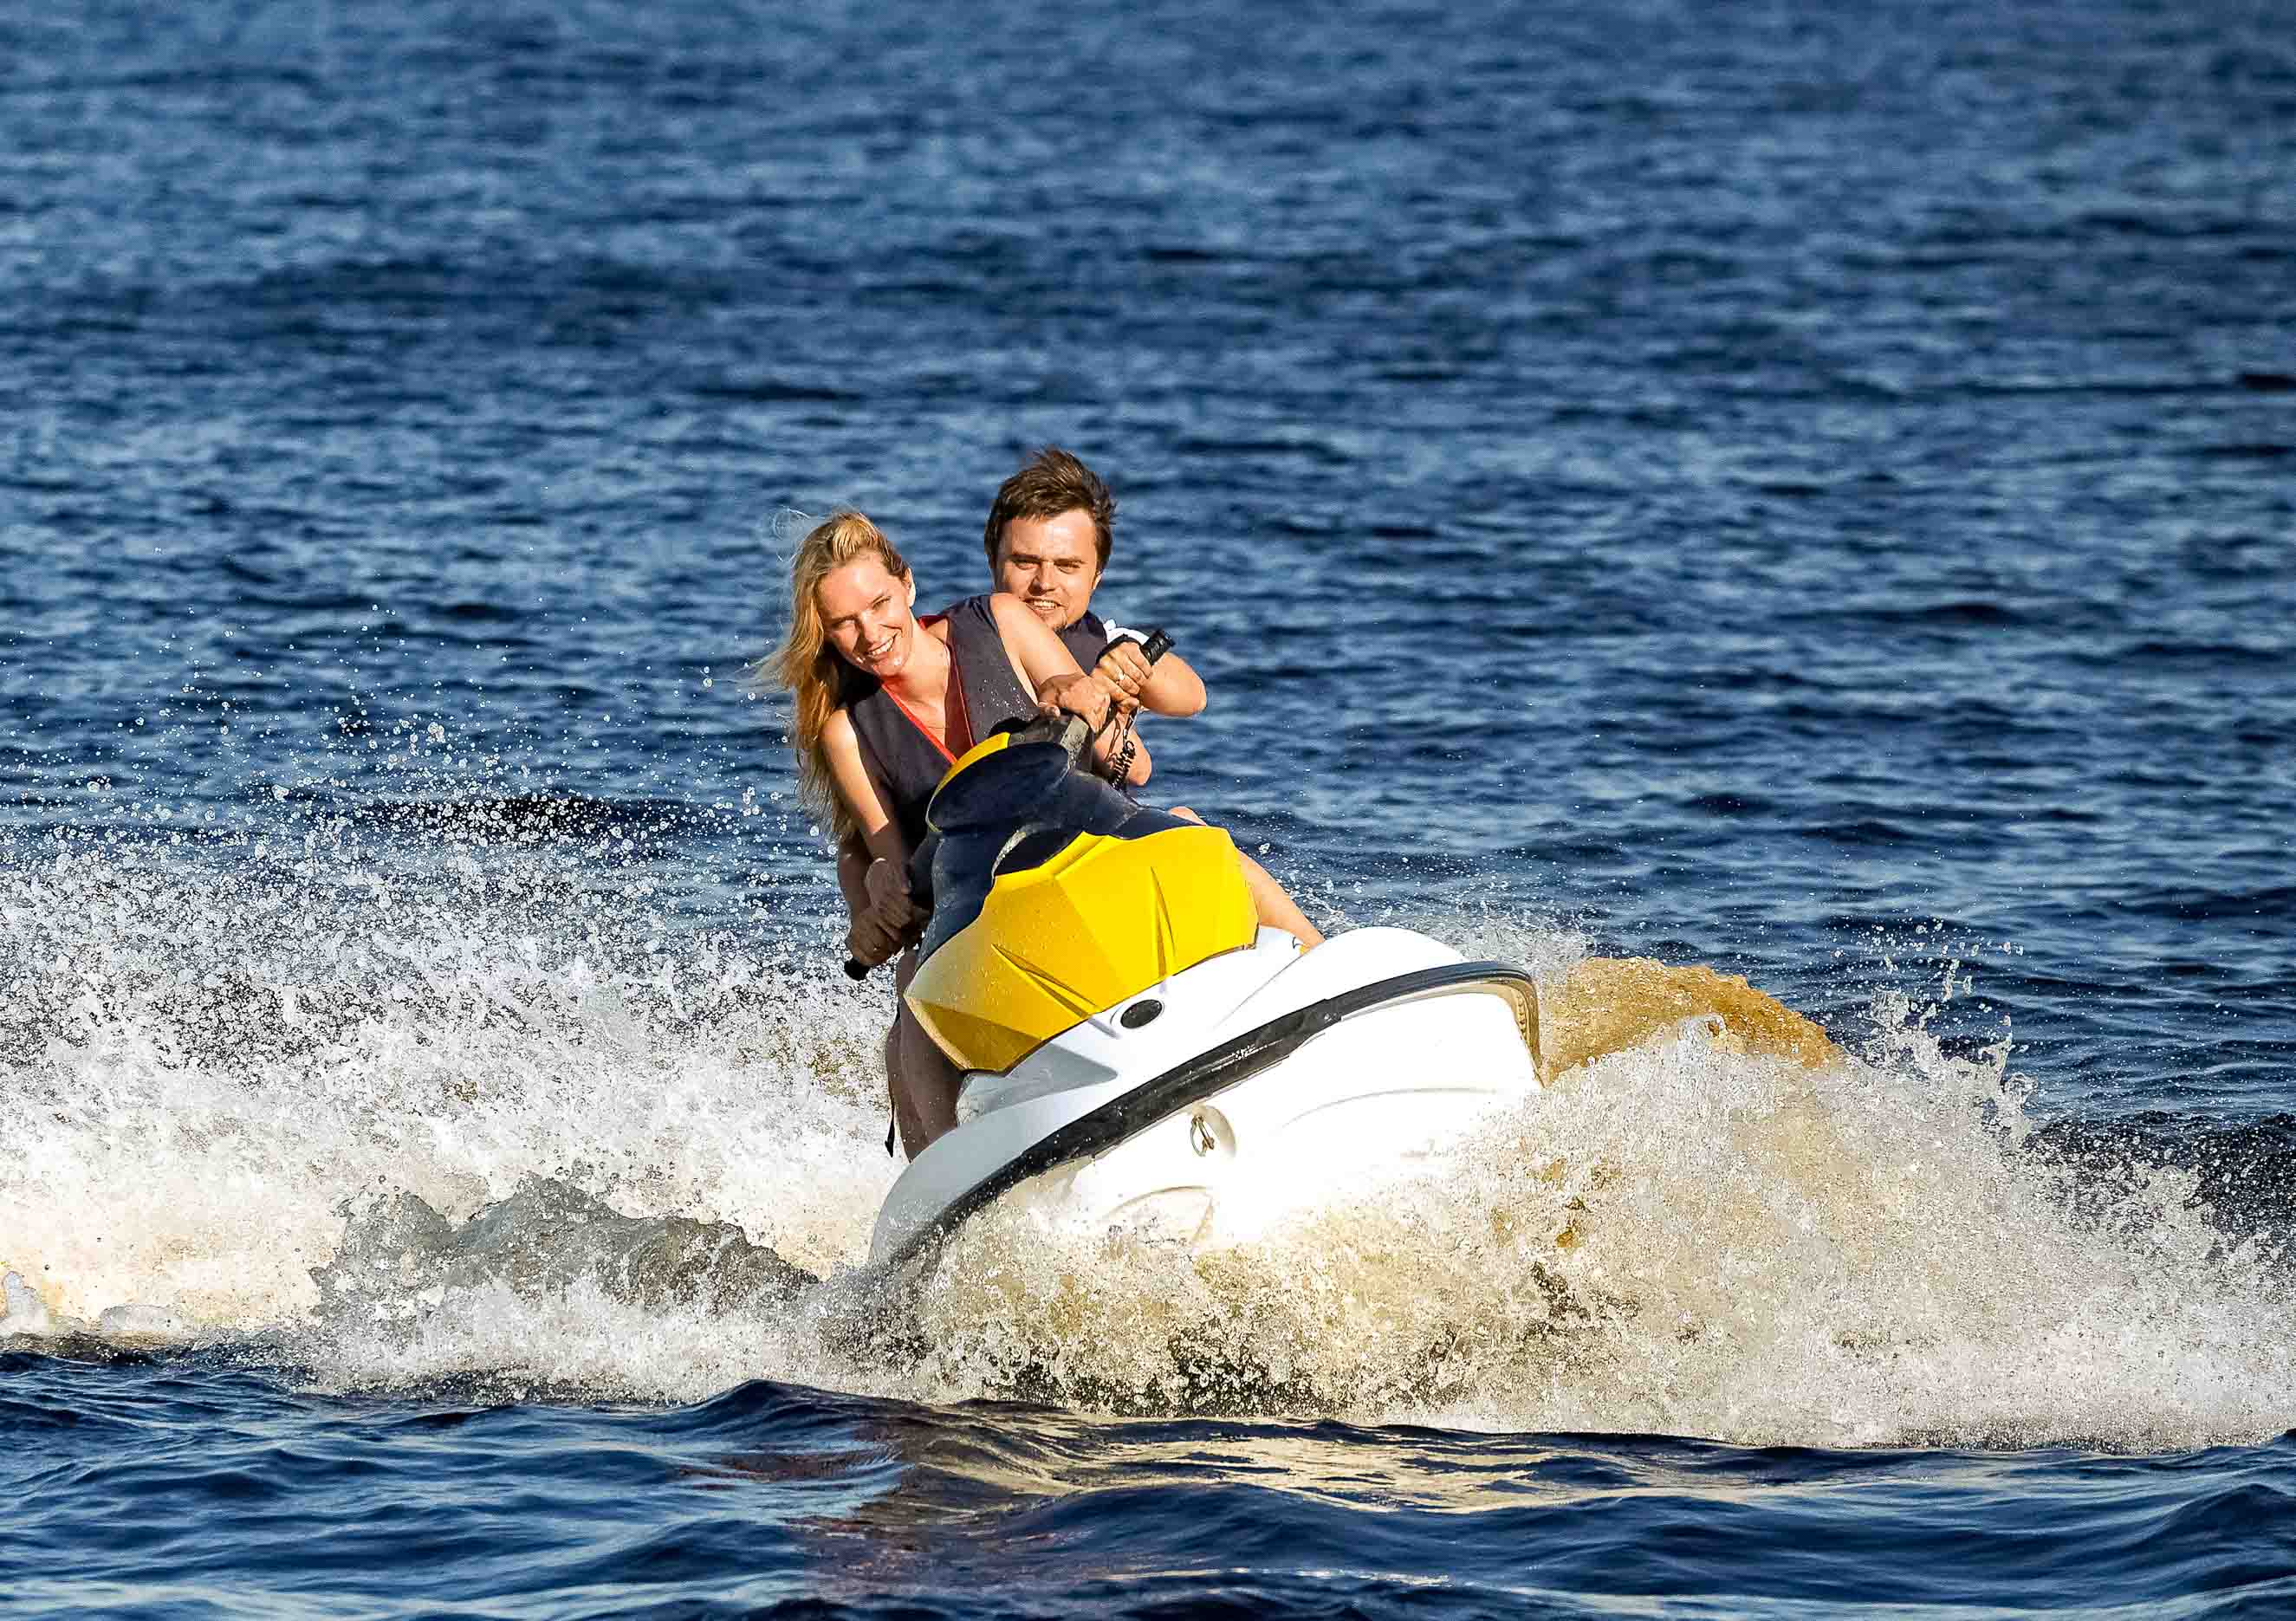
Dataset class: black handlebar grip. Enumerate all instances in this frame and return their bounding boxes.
[1096,628,1172,671]
[845,958,870,981]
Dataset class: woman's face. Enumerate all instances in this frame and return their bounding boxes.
[815,555,919,681]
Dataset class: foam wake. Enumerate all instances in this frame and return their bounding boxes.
[0,832,895,1340]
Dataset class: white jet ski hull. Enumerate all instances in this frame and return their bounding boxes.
[868,927,1543,1268]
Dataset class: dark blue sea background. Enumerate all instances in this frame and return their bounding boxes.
[6,0,2295,1615]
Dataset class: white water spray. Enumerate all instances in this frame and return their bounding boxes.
[3,833,2290,1449]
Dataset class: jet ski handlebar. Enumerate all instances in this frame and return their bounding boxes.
[1046,628,1172,763]
[844,628,1171,982]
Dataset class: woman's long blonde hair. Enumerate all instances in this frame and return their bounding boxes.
[756,509,912,841]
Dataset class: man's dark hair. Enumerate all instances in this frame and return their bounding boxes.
[983,447,1117,572]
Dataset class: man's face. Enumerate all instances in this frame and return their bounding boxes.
[993,509,1103,632]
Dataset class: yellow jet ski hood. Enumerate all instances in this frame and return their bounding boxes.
[902,714,1257,1074]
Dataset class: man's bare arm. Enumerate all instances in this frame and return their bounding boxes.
[1098,638,1205,717]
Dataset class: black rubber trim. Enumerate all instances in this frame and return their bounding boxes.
[879,959,1540,1271]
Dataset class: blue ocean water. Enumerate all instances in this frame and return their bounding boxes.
[4,0,2294,1614]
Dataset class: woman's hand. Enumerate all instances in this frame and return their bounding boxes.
[864,856,919,926]
[848,857,922,967]
[846,909,905,969]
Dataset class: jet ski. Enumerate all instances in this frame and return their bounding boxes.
[862,670,1551,1272]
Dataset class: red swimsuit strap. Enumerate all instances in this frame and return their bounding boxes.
[881,617,965,766]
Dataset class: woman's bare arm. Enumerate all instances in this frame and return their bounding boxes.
[822,710,922,963]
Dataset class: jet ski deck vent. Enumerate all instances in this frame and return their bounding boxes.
[1119,998,1164,1029]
